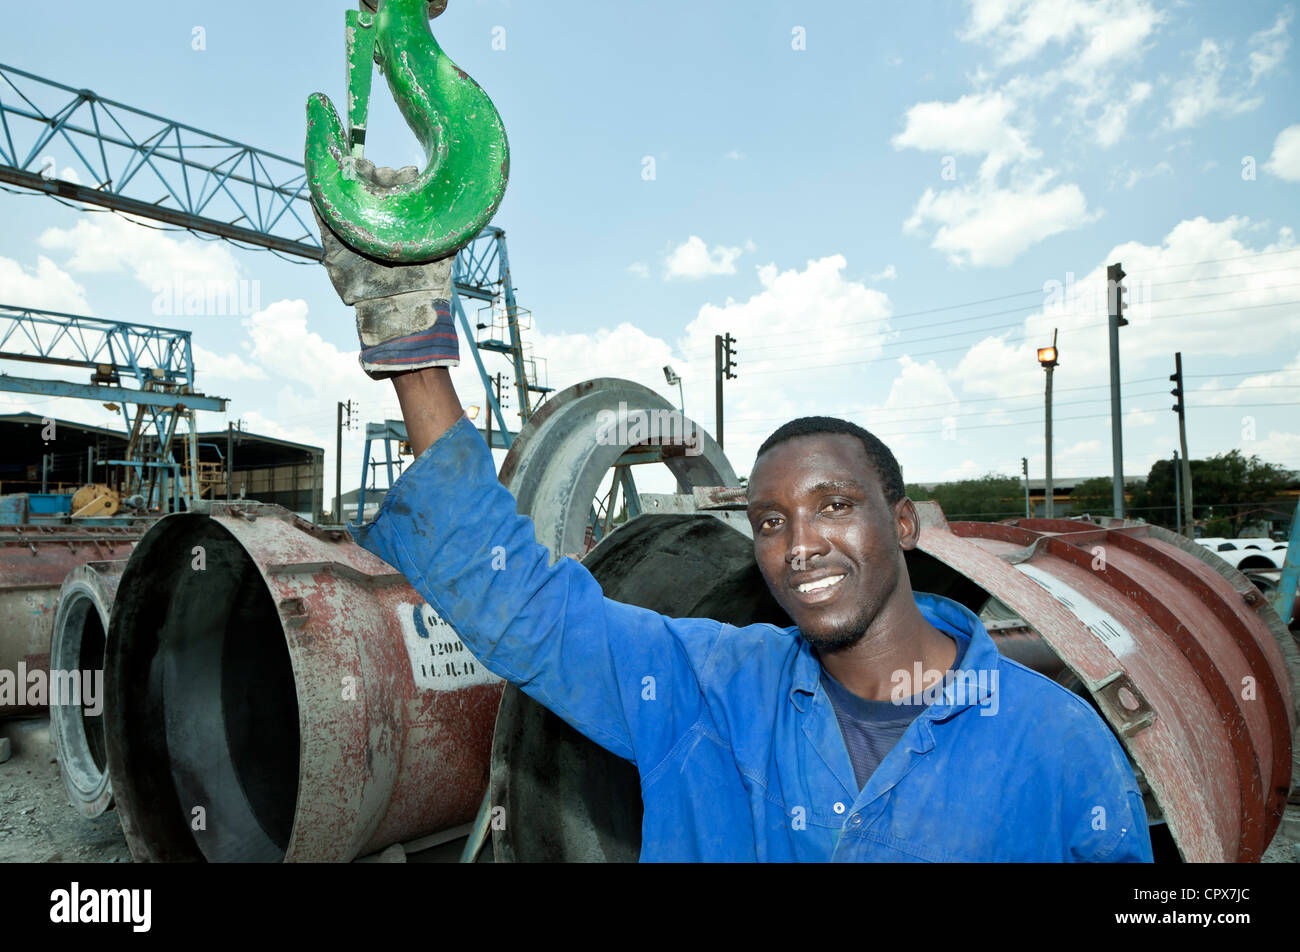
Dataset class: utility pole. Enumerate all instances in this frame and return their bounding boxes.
[1170,352,1194,537]
[1107,262,1128,518]
[486,372,502,449]
[1173,450,1182,536]
[714,333,737,450]
[335,400,353,525]
[226,422,233,501]
[1022,457,1030,517]
[1037,330,1059,518]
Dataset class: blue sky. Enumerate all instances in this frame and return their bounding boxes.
[1,0,1297,499]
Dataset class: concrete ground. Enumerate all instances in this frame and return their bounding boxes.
[2,715,1297,863]
[0,718,131,863]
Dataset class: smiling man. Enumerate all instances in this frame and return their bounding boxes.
[321,214,1153,863]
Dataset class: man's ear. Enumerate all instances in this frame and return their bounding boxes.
[895,497,921,551]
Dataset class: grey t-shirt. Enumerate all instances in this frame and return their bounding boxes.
[820,634,966,790]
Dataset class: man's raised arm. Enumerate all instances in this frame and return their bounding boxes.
[316,209,723,772]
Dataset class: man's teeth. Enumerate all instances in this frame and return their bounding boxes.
[797,575,844,593]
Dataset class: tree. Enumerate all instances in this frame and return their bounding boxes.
[906,473,1023,521]
[1130,450,1293,534]
[1066,476,1115,516]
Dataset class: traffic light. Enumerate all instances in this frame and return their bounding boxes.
[1107,263,1128,327]
[722,332,738,380]
[1170,358,1184,415]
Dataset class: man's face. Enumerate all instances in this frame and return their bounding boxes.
[746,433,915,651]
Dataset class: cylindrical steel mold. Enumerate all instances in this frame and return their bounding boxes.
[0,524,144,717]
[104,503,502,862]
[49,560,126,817]
[497,376,737,560]
[489,379,741,862]
[490,510,791,862]
[914,508,1298,862]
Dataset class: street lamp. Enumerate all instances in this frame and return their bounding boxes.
[663,365,685,414]
[1038,329,1059,518]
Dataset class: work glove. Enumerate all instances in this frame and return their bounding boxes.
[314,160,461,380]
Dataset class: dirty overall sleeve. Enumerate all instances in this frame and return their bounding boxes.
[350,415,719,770]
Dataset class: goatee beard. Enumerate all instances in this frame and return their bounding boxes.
[800,621,868,653]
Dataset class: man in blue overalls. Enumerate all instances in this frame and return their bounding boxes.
[321,217,1153,863]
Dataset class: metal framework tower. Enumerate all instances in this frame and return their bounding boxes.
[0,303,227,508]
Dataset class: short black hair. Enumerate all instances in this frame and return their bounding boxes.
[755,416,905,507]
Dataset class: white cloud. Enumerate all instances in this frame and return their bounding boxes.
[0,255,93,314]
[871,264,898,281]
[1249,431,1300,467]
[952,216,1300,402]
[892,91,1038,181]
[1264,124,1300,182]
[192,345,268,382]
[867,355,962,452]
[1165,39,1264,130]
[679,255,895,468]
[244,300,357,393]
[1192,350,1300,407]
[903,174,1099,267]
[939,459,987,480]
[37,214,243,291]
[959,1,1164,149]
[962,0,1164,81]
[664,235,746,279]
[527,255,899,479]
[1057,439,1106,475]
[1113,160,1172,190]
[1095,81,1153,148]
[724,149,744,160]
[626,262,650,279]
[1248,9,1293,86]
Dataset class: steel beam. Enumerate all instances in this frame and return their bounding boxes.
[0,374,226,410]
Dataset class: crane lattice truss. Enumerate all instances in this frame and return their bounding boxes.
[0,62,549,471]
[0,302,227,508]
[0,62,317,257]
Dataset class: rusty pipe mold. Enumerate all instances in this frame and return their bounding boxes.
[489,379,741,862]
[0,525,143,717]
[49,560,126,817]
[914,509,1298,862]
[104,503,502,862]
[497,377,737,561]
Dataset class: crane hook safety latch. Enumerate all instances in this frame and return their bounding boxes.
[305,0,510,263]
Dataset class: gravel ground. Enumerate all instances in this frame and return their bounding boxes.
[0,718,132,863]
[2,714,1297,863]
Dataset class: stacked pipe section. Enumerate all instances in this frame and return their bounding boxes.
[103,504,502,861]
[49,560,127,817]
[1,525,143,717]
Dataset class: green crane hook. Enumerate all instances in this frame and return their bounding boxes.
[305,0,509,262]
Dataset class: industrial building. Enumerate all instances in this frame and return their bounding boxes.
[0,412,324,522]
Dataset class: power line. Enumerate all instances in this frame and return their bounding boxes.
[734,298,1300,380]
[544,286,1300,379]
[741,264,1300,354]
[740,280,1300,360]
